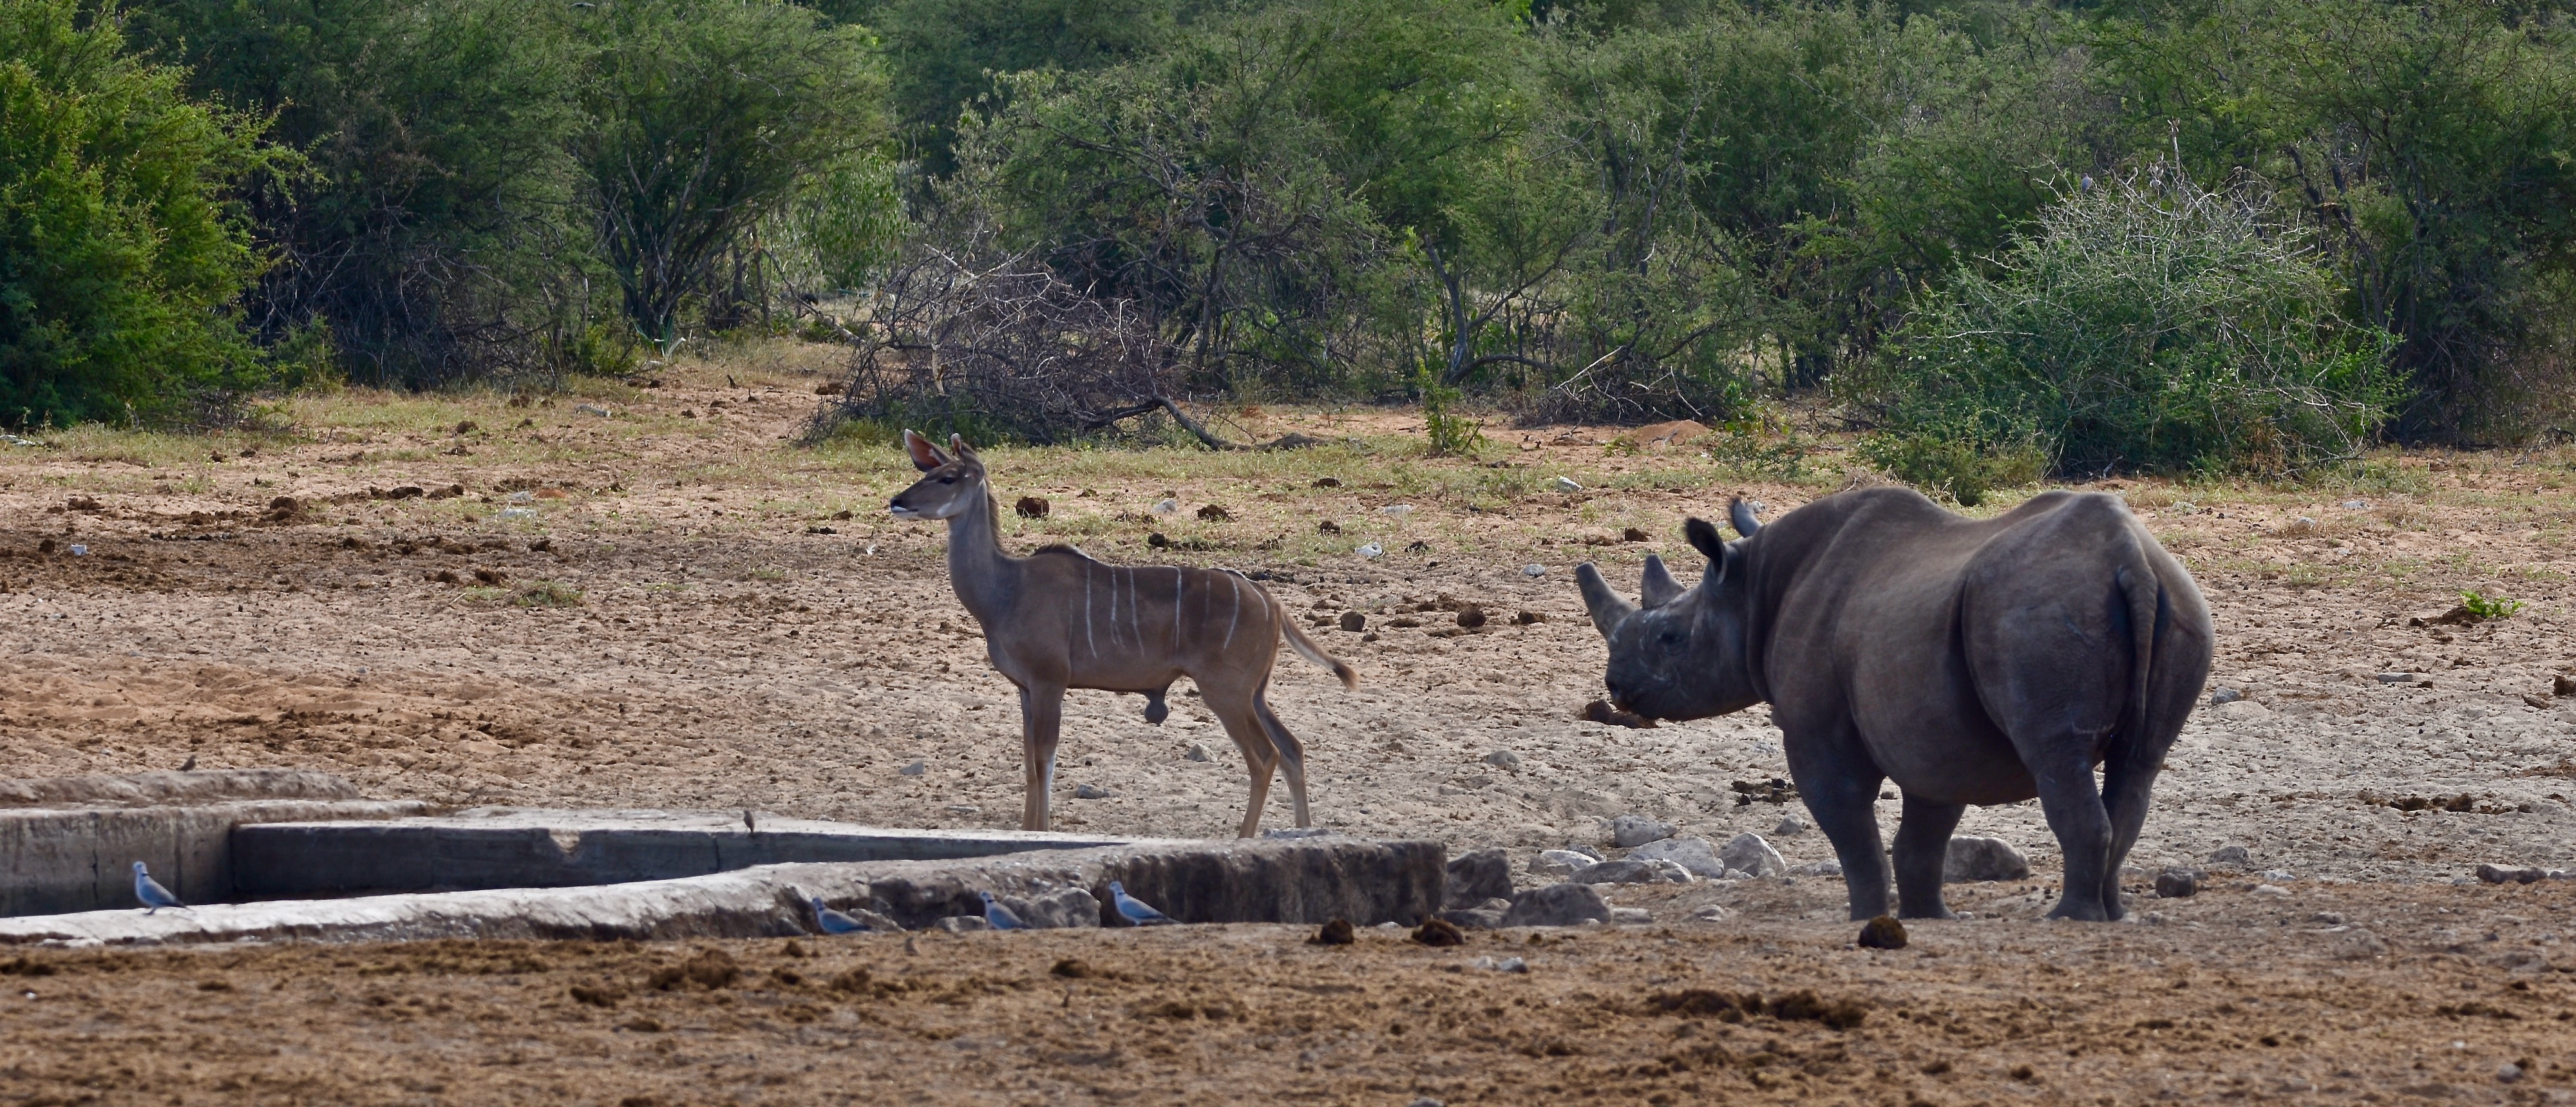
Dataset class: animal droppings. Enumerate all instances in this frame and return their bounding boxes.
[1514,610,1544,625]
[1857,915,1908,950]
[1622,527,1649,542]
[1411,918,1466,947]
[1310,918,1356,945]
[1580,699,1656,728]
[1312,477,1340,487]
[1014,496,1049,518]
[1197,504,1230,520]
[1317,520,1341,534]
[1338,611,1366,632]
[2155,868,2202,898]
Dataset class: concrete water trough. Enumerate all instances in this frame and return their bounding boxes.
[0,771,1447,947]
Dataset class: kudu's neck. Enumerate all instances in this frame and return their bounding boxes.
[943,483,1016,621]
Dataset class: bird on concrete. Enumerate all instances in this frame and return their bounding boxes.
[1107,881,1173,927]
[131,861,189,914]
[979,891,1026,931]
[810,895,871,934]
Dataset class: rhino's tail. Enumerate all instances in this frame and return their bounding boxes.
[2116,560,2164,747]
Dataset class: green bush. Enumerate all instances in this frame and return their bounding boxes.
[1868,166,2400,480]
[0,0,283,428]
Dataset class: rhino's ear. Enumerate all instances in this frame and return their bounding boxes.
[1684,517,1727,562]
[1639,554,1685,608]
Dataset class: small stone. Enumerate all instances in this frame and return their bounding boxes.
[1500,882,1612,927]
[2208,845,2253,867]
[1857,915,1908,950]
[1152,498,1178,514]
[2375,672,2420,684]
[2497,1064,2524,1085]
[575,402,611,417]
[1550,477,1582,493]
[1521,563,1547,577]
[2342,500,2369,509]
[1531,849,1593,878]
[1407,1098,1447,1107]
[1356,543,1384,559]
[2260,869,2297,884]
[1627,837,1726,878]
[1773,815,1808,837]
[1513,610,1544,625]
[1608,907,1654,924]
[2251,884,2291,897]
[1567,859,1665,885]
[1689,904,1731,922]
[1481,749,1521,769]
[1942,837,2031,883]
[1309,919,1356,946]
[898,761,926,777]
[2477,863,2546,885]
[2155,868,2202,898]
[1607,814,1676,847]
[1073,783,1110,799]
[1794,860,1843,877]
[1339,611,1367,632]
[936,916,990,932]
[2208,687,2244,705]
[1184,743,1211,762]
[1719,833,1787,878]
[1381,504,1414,517]
[1565,844,1604,861]
[1490,956,1528,973]
[2325,928,2387,960]
[1444,849,1514,909]
[2310,911,2345,925]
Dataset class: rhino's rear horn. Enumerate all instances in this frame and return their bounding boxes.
[1639,554,1684,607]
[1574,563,1637,638]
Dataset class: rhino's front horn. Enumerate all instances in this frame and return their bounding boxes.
[1574,563,1637,638]
[1639,554,1684,608]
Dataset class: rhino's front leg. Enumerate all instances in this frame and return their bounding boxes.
[1785,726,1893,921]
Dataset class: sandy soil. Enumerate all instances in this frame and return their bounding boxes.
[3,352,2576,1100]
[1,883,2572,1106]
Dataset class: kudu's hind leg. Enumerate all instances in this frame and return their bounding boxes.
[1253,689,1311,828]
[1018,683,1066,832]
[1204,686,1280,837]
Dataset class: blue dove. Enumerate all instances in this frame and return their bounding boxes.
[1107,881,1173,926]
[810,896,871,934]
[131,861,189,914]
[978,891,1025,931]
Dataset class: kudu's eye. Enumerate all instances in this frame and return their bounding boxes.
[938,477,955,484]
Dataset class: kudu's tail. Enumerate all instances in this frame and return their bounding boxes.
[1276,600,1359,689]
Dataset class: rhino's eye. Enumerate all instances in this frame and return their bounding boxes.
[1658,629,1684,646]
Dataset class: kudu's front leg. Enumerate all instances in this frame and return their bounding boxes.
[1019,683,1066,832]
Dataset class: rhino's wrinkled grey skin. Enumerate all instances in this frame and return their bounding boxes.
[1578,488,2213,922]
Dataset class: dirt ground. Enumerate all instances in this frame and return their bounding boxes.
[3,346,2575,1102]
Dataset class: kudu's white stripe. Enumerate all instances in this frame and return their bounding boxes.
[1083,562,1097,656]
[1222,571,1242,649]
[1173,568,1183,648]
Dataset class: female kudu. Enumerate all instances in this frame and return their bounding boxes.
[888,431,1356,836]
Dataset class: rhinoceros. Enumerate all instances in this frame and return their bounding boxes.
[1577,487,2213,921]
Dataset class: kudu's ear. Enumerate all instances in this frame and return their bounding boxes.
[1575,562,1638,639]
[902,430,950,472]
[948,433,979,462]
[1728,497,1762,538]
[1639,554,1685,607]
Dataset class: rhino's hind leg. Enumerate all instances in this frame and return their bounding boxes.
[1890,794,1966,919]
[2027,738,2119,922]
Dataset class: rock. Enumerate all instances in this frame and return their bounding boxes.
[2498,1064,2525,1085]
[1647,859,1697,884]
[1566,844,1604,861]
[2251,884,2291,897]
[1356,543,1384,559]
[2374,672,2420,684]
[935,916,990,932]
[1689,904,1730,922]
[1942,837,2031,883]
[1500,882,1611,927]
[1007,887,1104,929]
[1607,814,1676,847]
[1719,833,1787,878]
[1310,918,1356,945]
[1531,849,1593,878]
[2477,863,2548,885]
[1073,784,1110,799]
[1627,837,1727,878]
[1014,496,1050,518]
[2342,499,2368,509]
[1793,860,1842,878]
[1608,907,1653,924]
[2208,687,2244,705]
[1857,915,1908,950]
[575,402,611,417]
[2208,845,2252,868]
[1380,504,1414,517]
[1481,750,1522,769]
[1567,859,1667,885]
[1773,815,1808,837]
[1339,611,1366,632]
[2155,868,2202,898]
[1412,917,1466,947]
[1444,849,1514,909]
[2322,927,2387,960]
[2309,911,2345,925]
[1151,498,1178,514]
[1471,955,1530,973]
[2556,673,2575,697]
[2260,869,2297,884]
[1184,744,1211,762]
[1550,477,1583,493]
[1521,564,1546,577]
[897,761,925,777]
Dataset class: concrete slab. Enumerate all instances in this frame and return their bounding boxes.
[0,769,363,808]
[1,800,428,917]
[0,836,1447,947]
[230,808,1159,897]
